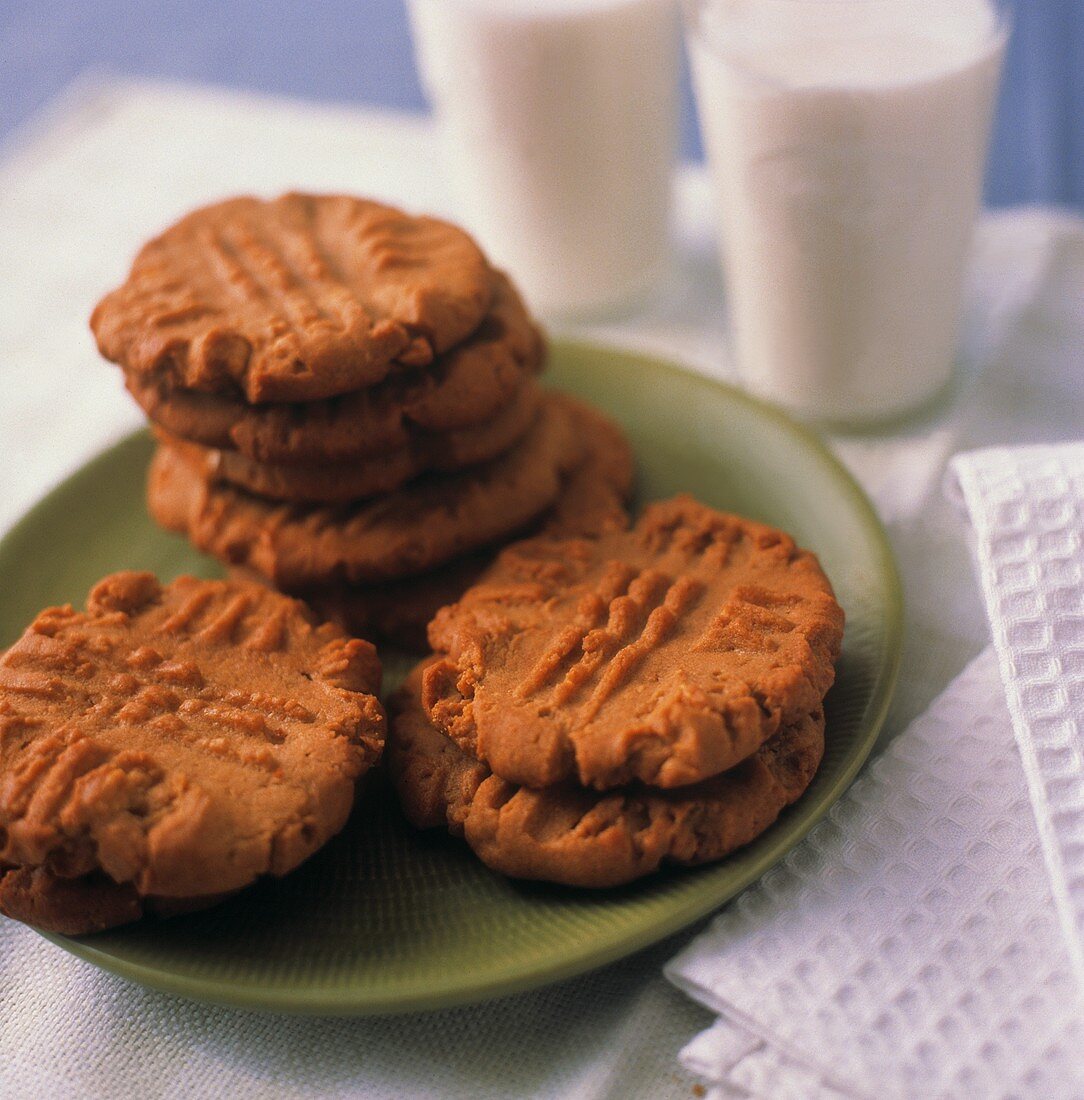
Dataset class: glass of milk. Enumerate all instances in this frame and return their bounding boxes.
[685,0,1008,424]
[408,0,680,319]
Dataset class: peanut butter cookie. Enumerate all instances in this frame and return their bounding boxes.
[159,380,540,504]
[425,497,844,790]
[122,270,544,463]
[148,393,582,588]
[92,193,494,403]
[0,572,384,934]
[390,664,824,887]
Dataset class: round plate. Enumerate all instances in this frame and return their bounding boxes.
[0,341,902,1015]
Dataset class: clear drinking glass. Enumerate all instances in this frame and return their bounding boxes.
[409,0,680,320]
[684,0,1009,424]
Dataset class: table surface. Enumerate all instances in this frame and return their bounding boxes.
[0,73,1081,1100]
[2,0,1083,209]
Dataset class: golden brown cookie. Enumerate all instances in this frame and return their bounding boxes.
[122,270,545,464]
[159,379,540,504]
[390,664,825,888]
[92,193,494,403]
[148,393,582,588]
[0,865,232,937]
[235,556,487,655]
[0,572,385,934]
[539,397,635,539]
[229,393,636,649]
[425,497,844,791]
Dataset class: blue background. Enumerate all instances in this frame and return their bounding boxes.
[2,0,1082,208]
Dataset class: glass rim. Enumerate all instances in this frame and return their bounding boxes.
[683,0,1012,54]
[684,0,1010,6]
[683,0,1012,21]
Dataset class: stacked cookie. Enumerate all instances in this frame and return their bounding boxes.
[389,497,845,887]
[91,193,632,647]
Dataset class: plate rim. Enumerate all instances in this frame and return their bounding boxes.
[11,339,903,1015]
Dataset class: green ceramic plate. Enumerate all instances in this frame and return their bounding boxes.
[0,341,902,1015]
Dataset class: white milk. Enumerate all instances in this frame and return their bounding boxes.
[409,0,679,318]
[687,0,1006,421]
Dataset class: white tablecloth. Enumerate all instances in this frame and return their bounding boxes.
[0,75,1080,1099]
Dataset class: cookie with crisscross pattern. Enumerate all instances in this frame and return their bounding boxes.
[92,193,493,403]
[0,571,384,933]
[391,662,824,887]
[424,497,843,790]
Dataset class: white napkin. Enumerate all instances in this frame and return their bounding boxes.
[667,647,1084,1098]
[948,444,1084,989]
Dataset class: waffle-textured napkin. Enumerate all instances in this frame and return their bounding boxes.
[666,648,1084,1099]
[948,444,1084,990]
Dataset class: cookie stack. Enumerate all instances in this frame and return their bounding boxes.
[91,194,633,646]
[389,497,845,887]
